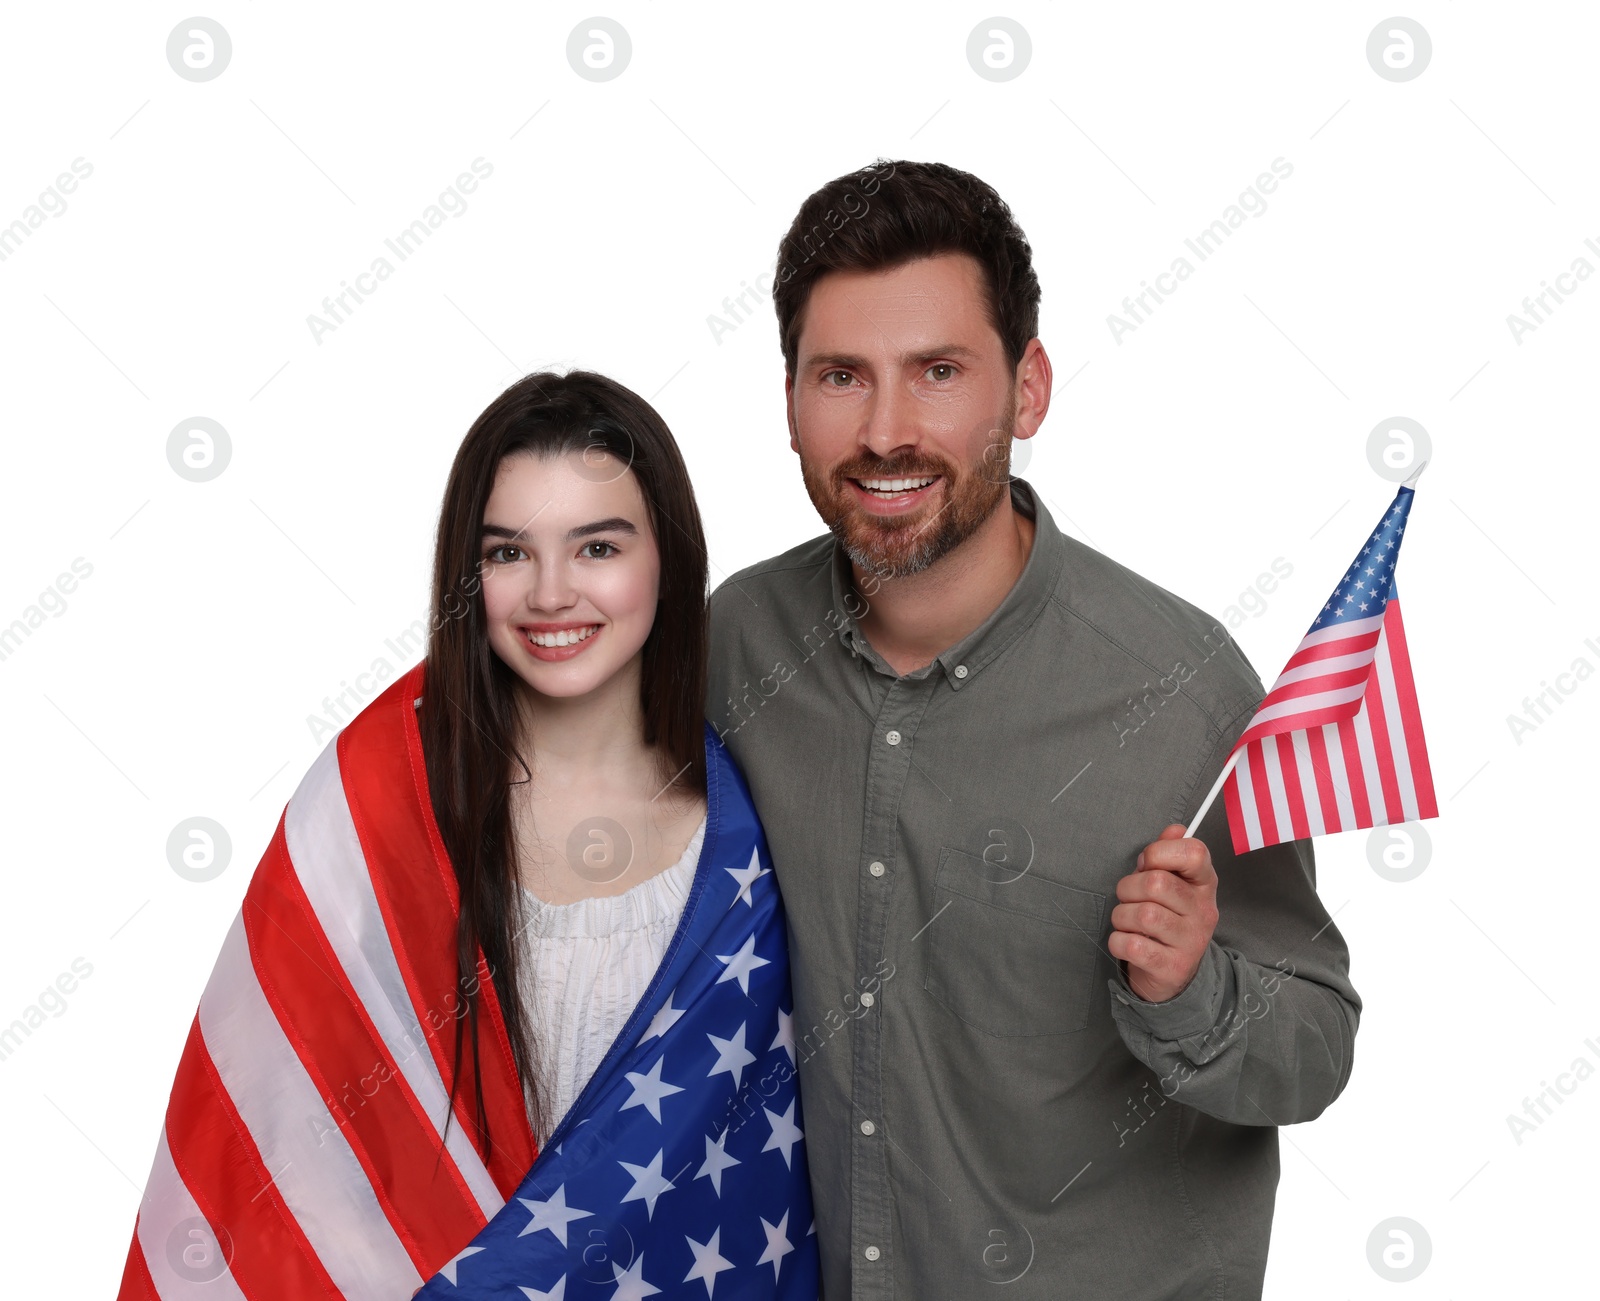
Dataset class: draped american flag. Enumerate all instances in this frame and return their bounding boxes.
[1218,480,1437,854]
[118,666,535,1300]
[116,663,818,1300]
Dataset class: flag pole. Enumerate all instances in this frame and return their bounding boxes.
[1184,748,1242,836]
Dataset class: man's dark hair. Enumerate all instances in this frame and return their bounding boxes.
[772,158,1041,378]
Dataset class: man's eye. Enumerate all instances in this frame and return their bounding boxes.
[581,541,618,560]
[825,370,854,387]
[927,363,955,381]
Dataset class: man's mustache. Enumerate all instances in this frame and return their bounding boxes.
[832,458,954,483]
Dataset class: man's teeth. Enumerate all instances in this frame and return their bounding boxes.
[858,475,936,495]
[526,625,599,647]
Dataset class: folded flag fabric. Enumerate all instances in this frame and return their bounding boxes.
[115,660,819,1300]
[1220,480,1437,854]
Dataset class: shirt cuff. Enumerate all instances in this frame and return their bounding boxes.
[1107,941,1231,1042]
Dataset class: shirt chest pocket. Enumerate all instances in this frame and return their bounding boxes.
[921,846,1108,1037]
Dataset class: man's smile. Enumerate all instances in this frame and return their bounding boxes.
[846,473,942,511]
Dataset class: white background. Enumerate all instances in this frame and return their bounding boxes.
[1,3,1595,1295]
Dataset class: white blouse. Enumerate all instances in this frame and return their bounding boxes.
[514,814,707,1148]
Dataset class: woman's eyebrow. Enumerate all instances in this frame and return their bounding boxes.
[481,516,640,543]
[565,516,639,541]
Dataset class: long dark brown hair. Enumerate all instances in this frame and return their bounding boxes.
[419,369,708,1156]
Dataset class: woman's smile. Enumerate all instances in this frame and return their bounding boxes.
[519,621,603,660]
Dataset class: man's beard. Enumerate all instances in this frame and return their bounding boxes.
[798,401,1018,582]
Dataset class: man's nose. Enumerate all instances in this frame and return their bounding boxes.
[859,381,918,460]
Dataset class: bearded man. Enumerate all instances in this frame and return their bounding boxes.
[706,159,1359,1301]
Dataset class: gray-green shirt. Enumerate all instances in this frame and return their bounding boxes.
[707,478,1360,1300]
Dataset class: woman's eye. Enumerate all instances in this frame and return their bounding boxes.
[581,541,617,560]
[486,544,523,564]
[927,363,955,381]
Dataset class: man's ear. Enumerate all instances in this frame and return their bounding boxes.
[1013,338,1053,441]
[785,371,800,453]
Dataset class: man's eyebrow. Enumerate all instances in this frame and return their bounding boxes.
[482,517,640,543]
[801,344,983,370]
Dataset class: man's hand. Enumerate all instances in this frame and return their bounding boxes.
[1108,824,1220,1004]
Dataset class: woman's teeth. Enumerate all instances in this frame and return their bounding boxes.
[526,625,599,647]
[857,475,936,498]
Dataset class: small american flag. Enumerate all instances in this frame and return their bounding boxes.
[1215,476,1437,854]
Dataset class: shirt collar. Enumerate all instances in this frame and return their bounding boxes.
[827,476,1066,689]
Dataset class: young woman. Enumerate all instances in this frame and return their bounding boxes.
[116,372,819,1300]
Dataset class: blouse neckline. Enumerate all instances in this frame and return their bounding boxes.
[516,813,707,940]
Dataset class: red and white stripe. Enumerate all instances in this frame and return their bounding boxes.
[1222,598,1437,854]
[118,667,536,1299]
[1234,609,1386,747]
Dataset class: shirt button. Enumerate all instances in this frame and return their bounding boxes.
[868,861,886,876]
[859,991,875,1007]
[885,730,901,745]
[864,1245,881,1261]
[953,664,968,679]
[860,1119,876,1135]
